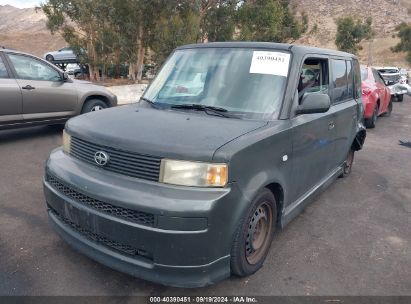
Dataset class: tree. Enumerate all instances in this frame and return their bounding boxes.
[41,0,309,80]
[201,0,238,42]
[41,0,115,81]
[335,16,373,54]
[391,22,411,65]
[236,0,307,42]
[149,1,202,65]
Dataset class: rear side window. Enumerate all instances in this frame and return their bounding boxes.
[331,59,350,103]
[0,56,9,78]
[353,60,362,99]
[346,60,353,98]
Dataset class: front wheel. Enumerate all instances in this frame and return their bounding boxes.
[397,94,404,102]
[231,189,276,277]
[45,54,54,62]
[81,99,108,114]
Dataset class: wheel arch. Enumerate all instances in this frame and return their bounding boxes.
[352,127,366,151]
[265,182,284,229]
[82,94,111,108]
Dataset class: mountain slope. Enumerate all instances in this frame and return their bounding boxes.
[292,0,411,67]
[0,4,66,57]
[0,2,410,66]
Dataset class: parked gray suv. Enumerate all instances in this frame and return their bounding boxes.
[0,49,117,129]
[43,42,366,287]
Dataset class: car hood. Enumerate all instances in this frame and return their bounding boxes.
[66,105,267,162]
[72,79,93,85]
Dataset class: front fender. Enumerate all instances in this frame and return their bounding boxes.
[213,121,293,224]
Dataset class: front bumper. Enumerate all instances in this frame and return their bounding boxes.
[44,149,245,287]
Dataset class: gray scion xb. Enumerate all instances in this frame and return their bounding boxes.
[0,49,117,130]
[43,42,366,287]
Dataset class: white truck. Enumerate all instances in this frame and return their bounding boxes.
[376,67,408,102]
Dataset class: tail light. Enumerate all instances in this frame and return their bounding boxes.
[362,88,372,96]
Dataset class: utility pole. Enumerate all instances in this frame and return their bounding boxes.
[368,39,373,66]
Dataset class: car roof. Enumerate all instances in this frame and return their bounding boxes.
[0,48,39,57]
[177,42,356,58]
[376,66,398,70]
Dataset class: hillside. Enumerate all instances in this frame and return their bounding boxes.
[292,0,411,67]
[0,4,66,57]
[0,2,410,66]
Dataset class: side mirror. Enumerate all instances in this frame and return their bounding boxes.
[61,72,69,81]
[296,93,331,115]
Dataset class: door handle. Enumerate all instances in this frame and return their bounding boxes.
[328,121,335,130]
[22,85,35,90]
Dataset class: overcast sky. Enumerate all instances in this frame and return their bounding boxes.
[0,0,42,8]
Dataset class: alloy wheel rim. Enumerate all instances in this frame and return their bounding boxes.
[91,105,103,111]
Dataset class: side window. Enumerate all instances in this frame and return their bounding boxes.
[353,59,362,99]
[298,58,329,102]
[331,59,349,103]
[346,60,353,98]
[8,54,61,81]
[0,56,9,78]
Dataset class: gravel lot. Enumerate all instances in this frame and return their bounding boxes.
[0,98,410,296]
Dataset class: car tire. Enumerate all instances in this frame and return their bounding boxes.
[397,94,404,102]
[45,54,54,62]
[231,188,276,277]
[382,101,393,117]
[339,148,355,178]
[364,104,378,128]
[81,99,108,114]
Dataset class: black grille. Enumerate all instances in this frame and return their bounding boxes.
[70,136,161,182]
[50,208,153,260]
[47,174,155,227]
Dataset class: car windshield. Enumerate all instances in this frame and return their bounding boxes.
[361,67,368,80]
[142,48,290,119]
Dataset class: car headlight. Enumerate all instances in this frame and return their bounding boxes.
[160,159,228,187]
[62,130,71,153]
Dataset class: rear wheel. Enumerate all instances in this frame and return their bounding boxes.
[397,94,404,102]
[81,99,108,114]
[231,189,276,277]
[382,101,392,117]
[364,105,378,128]
[339,148,355,178]
[45,54,54,62]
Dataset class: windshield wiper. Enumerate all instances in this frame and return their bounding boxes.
[139,97,159,108]
[171,104,237,118]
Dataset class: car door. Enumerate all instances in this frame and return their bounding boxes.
[330,58,359,169]
[0,53,23,125]
[59,48,75,60]
[290,56,336,202]
[6,53,78,121]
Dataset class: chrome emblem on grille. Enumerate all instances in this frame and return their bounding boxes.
[94,151,110,166]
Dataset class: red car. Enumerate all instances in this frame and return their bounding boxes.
[361,66,392,128]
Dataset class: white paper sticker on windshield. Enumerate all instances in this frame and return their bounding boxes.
[249,51,290,77]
